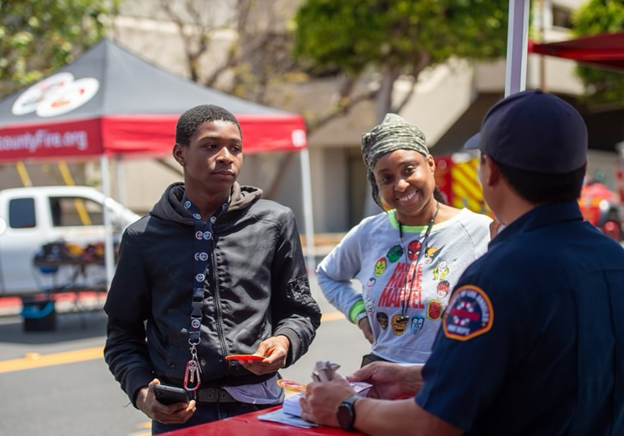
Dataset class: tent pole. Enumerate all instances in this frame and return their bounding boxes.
[101,155,115,290]
[505,0,531,96]
[299,148,316,280]
[116,156,127,206]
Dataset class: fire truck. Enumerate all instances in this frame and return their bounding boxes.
[434,153,489,216]
[434,153,624,242]
[578,174,624,242]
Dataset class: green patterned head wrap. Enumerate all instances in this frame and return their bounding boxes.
[361,114,430,208]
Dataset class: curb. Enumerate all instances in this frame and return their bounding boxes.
[0,293,107,317]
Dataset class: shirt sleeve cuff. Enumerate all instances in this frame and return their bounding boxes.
[124,368,155,409]
[348,300,366,323]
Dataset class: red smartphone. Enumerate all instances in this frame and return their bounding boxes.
[225,354,265,361]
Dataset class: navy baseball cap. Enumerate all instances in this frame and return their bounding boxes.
[464,90,587,174]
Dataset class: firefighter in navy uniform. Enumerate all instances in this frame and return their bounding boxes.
[299,90,624,436]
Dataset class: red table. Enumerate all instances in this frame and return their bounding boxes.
[167,406,364,435]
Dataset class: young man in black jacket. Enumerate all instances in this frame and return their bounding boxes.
[104,105,321,433]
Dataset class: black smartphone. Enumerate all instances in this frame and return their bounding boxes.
[153,384,189,405]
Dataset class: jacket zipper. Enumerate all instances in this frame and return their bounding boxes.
[210,239,228,368]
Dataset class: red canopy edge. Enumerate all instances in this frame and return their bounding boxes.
[0,113,307,163]
[529,31,624,73]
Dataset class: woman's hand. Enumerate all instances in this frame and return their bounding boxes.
[358,316,375,344]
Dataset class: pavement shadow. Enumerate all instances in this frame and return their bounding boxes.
[0,309,107,345]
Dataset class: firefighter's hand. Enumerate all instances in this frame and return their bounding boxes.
[239,335,290,375]
[136,379,196,425]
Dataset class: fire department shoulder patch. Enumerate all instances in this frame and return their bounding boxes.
[443,285,493,341]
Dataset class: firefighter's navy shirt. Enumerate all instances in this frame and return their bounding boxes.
[415,201,624,436]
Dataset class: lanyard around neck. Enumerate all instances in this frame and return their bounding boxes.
[181,194,229,393]
[399,201,440,318]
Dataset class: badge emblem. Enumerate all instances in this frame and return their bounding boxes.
[410,315,425,335]
[407,240,422,261]
[376,312,388,330]
[443,285,494,341]
[365,278,376,297]
[365,298,375,315]
[374,258,387,277]
[426,299,443,321]
[386,245,403,263]
[436,280,451,298]
[391,314,409,336]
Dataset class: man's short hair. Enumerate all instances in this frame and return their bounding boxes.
[492,156,585,204]
[175,105,242,146]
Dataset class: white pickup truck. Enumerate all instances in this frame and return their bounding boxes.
[0,186,140,297]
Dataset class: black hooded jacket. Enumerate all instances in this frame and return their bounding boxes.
[104,182,321,405]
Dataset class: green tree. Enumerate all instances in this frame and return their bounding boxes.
[156,0,298,106]
[572,0,624,104]
[293,0,510,129]
[0,0,118,97]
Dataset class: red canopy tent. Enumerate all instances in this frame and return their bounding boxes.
[529,31,624,73]
[0,37,308,160]
[0,38,315,281]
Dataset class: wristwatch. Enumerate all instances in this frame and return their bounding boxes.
[336,395,360,431]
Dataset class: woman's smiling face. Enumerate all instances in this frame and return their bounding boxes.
[373,149,437,225]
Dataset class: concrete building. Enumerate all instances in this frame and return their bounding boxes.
[4,0,622,236]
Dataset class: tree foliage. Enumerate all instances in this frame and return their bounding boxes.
[0,0,117,97]
[293,0,510,126]
[295,0,508,73]
[572,0,624,104]
[157,0,297,105]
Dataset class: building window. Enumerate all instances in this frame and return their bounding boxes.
[552,6,573,29]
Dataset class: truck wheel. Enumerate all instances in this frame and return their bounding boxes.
[602,220,622,242]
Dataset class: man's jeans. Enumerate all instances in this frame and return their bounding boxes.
[152,402,275,434]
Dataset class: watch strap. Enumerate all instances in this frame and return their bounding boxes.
[337,395,360,431]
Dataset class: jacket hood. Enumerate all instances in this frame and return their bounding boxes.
[150,182,262,225]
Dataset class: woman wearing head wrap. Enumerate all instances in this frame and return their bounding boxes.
[317,114,492,365]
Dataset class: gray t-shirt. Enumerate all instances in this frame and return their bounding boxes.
[317,208,491,364]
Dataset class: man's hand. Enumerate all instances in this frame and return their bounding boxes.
[239,335,290,375]
[347,362,423,400]
[136,379,196,425]
[299,376,356,427]
[358,317,374,344]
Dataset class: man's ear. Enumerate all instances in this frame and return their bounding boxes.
[483,155,501,187]
[172,143,185,166]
